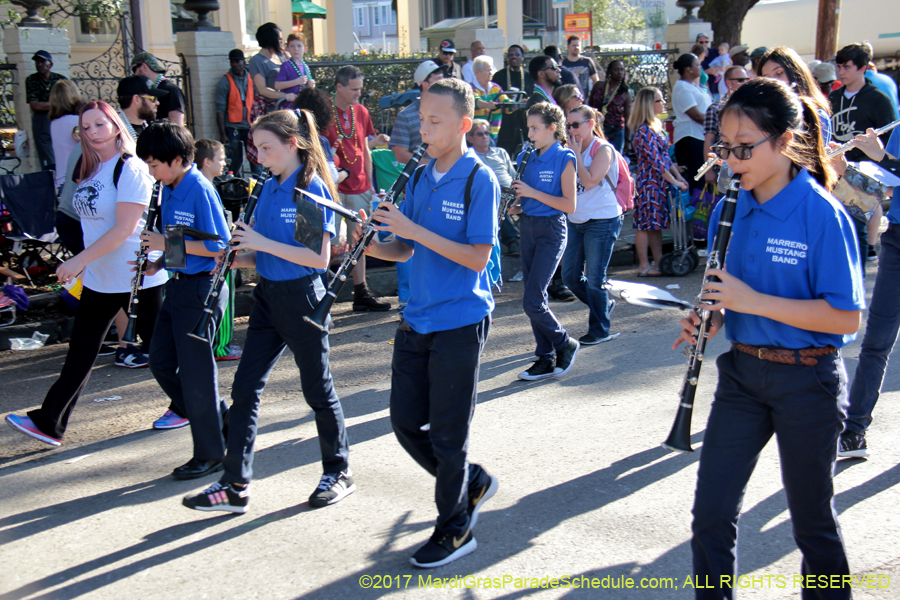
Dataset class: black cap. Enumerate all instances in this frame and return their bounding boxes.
[228,49,245,61]
[117,75,169,100]
[32,50,52,62]
[439,39,457,53]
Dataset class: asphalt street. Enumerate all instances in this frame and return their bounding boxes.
[1,256,898,600]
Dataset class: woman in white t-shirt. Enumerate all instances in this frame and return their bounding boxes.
[560,105,623,346]
[49,79,83,190]
[672,53,712,193]
[5,101,168,448]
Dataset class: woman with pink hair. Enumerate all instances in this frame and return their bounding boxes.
[5,101,168,447]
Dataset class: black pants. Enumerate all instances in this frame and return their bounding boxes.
[675,136,706,194]
[390,315,491,536]
[692,348,851,600]
[32,111,55,172]
[28,285,163,439]
[222,276,348,485]
[149,274,228,461]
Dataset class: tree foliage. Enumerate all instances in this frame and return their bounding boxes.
[697,0,761,46]
[574,0,647,45]
[2,0,125,28]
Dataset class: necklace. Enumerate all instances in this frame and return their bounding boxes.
[534,84,556,104]
[332,97,360,165]
[153,74,164,87]
[289,58,309,80]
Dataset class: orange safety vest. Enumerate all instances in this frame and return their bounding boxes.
[226,73,253,124]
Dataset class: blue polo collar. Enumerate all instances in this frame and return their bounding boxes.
[423,148,479,185]
[273,164,304,193]
[736,169,813,222]
[167,164,202,202]
[533,141,563,163]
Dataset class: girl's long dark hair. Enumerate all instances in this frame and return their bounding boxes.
[250,109,340,203]
[721,78,836,190]
[757,46,831,120]
[527,101,568,147]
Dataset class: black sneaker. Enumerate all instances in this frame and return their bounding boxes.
[352,288,391,312]
[182,481,249,514]
[97,343,117,356]
[468,472,498,529]
[554,338,580,378]
[410,527,477,568]
[838,431,869,458]
[309,470,356,507]
[115,344,149,369]
[517,357,558,381]
[578,332,621,346]
[548,282,577,302]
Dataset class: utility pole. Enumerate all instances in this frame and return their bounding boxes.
[815,0,841,60]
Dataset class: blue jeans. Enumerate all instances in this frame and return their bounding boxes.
[692,349,850,600]
[608,127,625,153]
[845,223,900,434]
[390,315,491,536]
[223,275,348,484]
[520,213,569,359]
[561,216,622,338]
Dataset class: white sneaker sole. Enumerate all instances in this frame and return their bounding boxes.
[153,420,190,430]
[6,415,61,447]
[838,449,869,458]
[410,537,477,568]
[517,370,556,381]
[186,503,249,514]
[469,475,498,529]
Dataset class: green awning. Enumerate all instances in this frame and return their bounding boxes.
[292,0,326,18]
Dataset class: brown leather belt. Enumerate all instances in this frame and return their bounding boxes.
[733,343,837,366]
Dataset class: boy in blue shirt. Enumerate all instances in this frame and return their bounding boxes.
[136,123,232,480]
[366,78,500,568]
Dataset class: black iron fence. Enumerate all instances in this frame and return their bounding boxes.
[309,49,677,133]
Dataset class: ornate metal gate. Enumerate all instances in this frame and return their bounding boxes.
[69,13,193,132]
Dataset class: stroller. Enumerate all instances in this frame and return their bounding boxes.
[658,186,699,277]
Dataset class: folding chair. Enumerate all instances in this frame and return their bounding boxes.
[0,170,61,282]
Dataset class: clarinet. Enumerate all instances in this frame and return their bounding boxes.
[303,144,429,331]
[499,142,535,220]
[122,181,163,344]
[662,174,742,453]
[187,170,271,342]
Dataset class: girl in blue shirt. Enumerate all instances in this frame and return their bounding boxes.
[183,109,354,514]
[674,78,864,600]
[509,102,578,381]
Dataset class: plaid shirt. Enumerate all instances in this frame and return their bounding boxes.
[704,97,727,145]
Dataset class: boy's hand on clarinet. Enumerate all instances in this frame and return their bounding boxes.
[140,230,165,251]
[700,268,758,313]
[371,201,417,239]
[672,309,723,350]
[128,251,161,276]
[230,221,265,251]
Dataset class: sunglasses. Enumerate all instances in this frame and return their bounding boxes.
[727,77,751,83]
[441,50,455,55]
[710,133,777,161]
[566,120,589,130]
[541,65,561,72]
[139,94,157,101]
[698,40,709,44]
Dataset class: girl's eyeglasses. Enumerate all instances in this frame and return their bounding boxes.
[566,120,589,130]
[710,133,777,160]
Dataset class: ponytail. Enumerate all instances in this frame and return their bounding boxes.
[792,96,837,191]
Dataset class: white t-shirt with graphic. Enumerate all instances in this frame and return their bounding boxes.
[73,155,168,294]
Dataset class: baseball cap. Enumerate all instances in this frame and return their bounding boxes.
[749,46,768,61]
[117,75,169,100]
[413,60,441,85]
[32,50,52,62]
[729,45,749,58]
[439,39,457,53]
[131,52,166,74]
[813,62,837,84]
[695,33,709,42]
[228,49,245,61]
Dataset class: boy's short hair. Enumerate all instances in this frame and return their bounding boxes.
[195,138,224,169]
[136,122,195,166]
[835,43,871,70]
[567,35,580,46]
[423,78,474,118]
[287,32,306,46]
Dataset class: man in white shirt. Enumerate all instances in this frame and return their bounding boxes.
[462,41,485,84]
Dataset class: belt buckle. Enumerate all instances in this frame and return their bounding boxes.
[757,348,765,360]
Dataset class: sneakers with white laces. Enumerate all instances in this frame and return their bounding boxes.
[309,470,356,507]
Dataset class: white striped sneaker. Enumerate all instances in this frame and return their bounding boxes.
[309,470,356,507]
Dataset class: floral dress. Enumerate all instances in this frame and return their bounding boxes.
[632,123,671,231]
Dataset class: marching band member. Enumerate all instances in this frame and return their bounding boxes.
[364,79,499,568]
[182,109,353,513]
[675,78,864,600]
